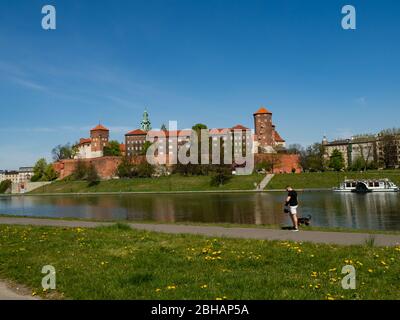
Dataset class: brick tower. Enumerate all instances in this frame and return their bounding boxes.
[90,124,109,156]
[254,107,273,150]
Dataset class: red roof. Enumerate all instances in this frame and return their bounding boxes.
[91,124,109,131]
[254,107,272,115]
[125,129,146,136]
[231,124,249,130]
[79,138,91,145]
[274,130,285,142]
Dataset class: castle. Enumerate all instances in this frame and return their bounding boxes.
[75,107,286,159]
[124,107,286,157]
[54,107,300,179]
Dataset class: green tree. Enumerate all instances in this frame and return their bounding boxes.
[43,164,58,181]
[210,167,232,187]
[103,140,122,156]
[117,157,135,178]
[329,149,345,171]
[31,158,48,181]
[136,162,155,178]
[192,123,208,164]
[301,143,325,172]
[52,143,76,161]
[140,141,152,156]
[0,180,12,194]
[161,124,167,131]
[72,160,88,180]
[86,163,100,186]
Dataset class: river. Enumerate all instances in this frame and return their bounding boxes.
[1,191,400,231]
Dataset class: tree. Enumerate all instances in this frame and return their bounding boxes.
[192,123,208,164]
[0,180,12,194]
[301,143,325,172]
[31,158,58,181]
[161,124,167,131]
[140,141,152,156]
[136,162,155,178]
[117,157,135,178]
[32,158,48,180]
[329,149,345,171]
[86,163,100,186]
[379,128,400,169]
[210,167,232,187]
[44,164,58,181]
[103,140,122,156]
[72,160,88,180]
[52,143,76,161]
[287,144,304,155]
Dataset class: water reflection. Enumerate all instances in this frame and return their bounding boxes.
[0,192,399,231]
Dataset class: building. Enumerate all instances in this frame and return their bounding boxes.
[323,132,400,169]
[253,107,286,153]
[125,107,286,158]
[18,167,34,182]
[125,129,147,157]
[75,124,110,159]
[0,167,34,184]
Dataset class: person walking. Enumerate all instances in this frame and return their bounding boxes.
[285,186,299,231]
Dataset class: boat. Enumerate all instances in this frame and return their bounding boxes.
[333,178,399,193]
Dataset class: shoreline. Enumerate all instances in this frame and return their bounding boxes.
[0,188,333,197]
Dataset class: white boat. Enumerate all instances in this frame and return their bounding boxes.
[334,178,399,193]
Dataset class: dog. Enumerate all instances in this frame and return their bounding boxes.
[297,215,312,226]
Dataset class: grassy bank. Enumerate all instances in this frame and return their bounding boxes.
[267,170,400,190]
[0,224,399,299]
[29,174,264,194]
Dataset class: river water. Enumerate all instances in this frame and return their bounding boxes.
[0,191,400,231]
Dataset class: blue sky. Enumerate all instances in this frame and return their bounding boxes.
[1,0,399,169]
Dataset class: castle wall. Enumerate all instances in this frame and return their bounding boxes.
[255,153,302,174]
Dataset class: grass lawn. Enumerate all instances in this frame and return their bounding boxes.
[29,174,264,194]
[0,224,399,300]
[267,170,400,190]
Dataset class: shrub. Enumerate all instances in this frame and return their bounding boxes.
[117,158,135,178]
[72,160,88,180]
[86,163,100,186]
[0,180,12,194]
[136,162,155,178]
[210,167,232,187]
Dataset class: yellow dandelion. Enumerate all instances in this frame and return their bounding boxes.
[200,285,208,289]
[368,269,373,273]
[155,288,162,293]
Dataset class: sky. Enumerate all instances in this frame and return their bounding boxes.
[0,0,400,169]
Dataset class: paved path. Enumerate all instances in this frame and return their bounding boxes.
[1,217,400,246]
[257,174,275,190]
[0,281,39,300]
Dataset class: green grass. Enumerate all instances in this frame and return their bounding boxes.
[0,224,399,300]
[29,174,264,194]
[267,170,400,190]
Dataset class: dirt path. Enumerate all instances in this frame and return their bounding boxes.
[0,281,39,300]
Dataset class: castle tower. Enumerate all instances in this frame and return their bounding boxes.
[254,107,273,149]
[90,124,109,155]
[141,108,152,132]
